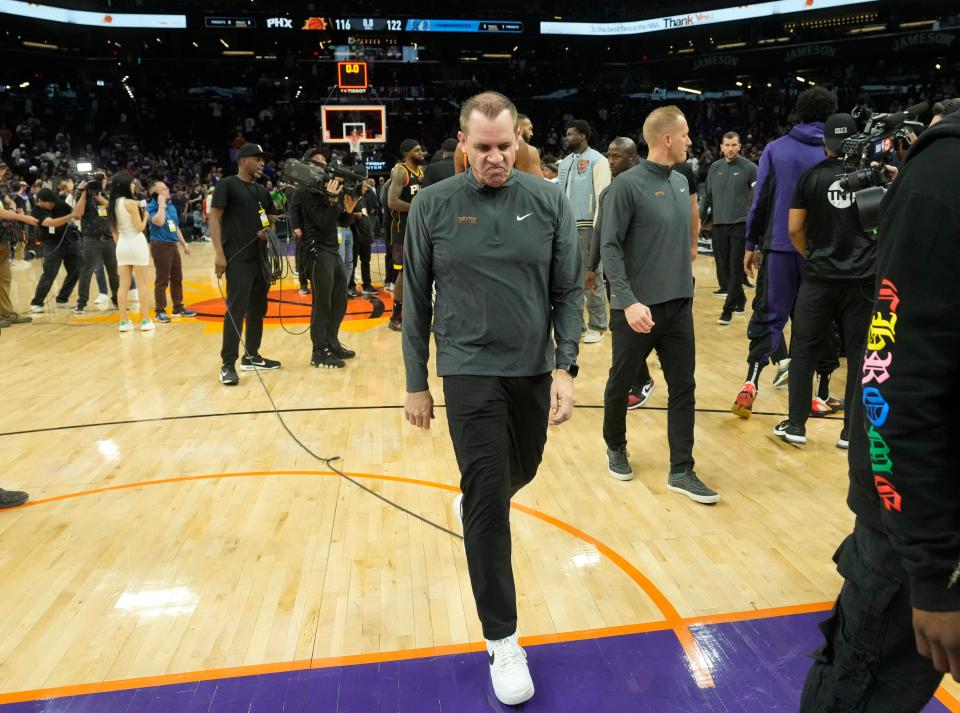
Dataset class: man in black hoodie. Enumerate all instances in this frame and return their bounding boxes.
[800,111,960,711]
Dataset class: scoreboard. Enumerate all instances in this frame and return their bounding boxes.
[332,17,523,33]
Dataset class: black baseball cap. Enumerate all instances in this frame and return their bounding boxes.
[237,143,271,160]
[441,138,459,152]
[824,113,858,151]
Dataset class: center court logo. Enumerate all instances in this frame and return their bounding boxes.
[826,180,855,209]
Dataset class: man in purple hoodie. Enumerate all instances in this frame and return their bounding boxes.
[732,87,839,418]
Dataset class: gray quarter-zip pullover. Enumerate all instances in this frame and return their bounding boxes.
[402,169,584,392]
[601,159,694,309]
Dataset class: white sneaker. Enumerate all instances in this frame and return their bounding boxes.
[129,289,140,304]
[139,318,155,332]
[118,319,135,333]
[30,304,44,313]
[452,493,464,528]
[487,633,534,706]
[56,301,73,309]
[95,293,109,305]
[582,329,603,344]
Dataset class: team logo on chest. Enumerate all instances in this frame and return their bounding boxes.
[577,159,591,174]
[827,180,854,209]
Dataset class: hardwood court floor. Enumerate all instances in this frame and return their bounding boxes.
[1,245,957,708]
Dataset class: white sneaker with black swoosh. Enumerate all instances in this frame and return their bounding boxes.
[487,633,534,705]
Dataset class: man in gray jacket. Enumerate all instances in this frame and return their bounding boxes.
[601,105,719,505]
[402,91,583,707]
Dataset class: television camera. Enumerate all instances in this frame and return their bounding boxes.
[837,101,927,230]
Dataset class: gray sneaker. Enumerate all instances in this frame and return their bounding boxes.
[667,470,719,504]
[607,447,633,481]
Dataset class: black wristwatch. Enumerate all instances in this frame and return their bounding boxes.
[557,364,579,379]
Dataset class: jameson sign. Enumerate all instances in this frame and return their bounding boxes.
[785,43,837,63]
[893,32,955,51]
[692,54,739,72]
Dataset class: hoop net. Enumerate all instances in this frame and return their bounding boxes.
[347,130,363,156]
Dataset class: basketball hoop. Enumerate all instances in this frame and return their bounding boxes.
[347,131,363,156]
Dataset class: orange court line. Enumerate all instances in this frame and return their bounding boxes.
[937,688,960,713]
[0,470,889,700]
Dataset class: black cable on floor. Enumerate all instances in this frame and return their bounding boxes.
[219,234,462,541]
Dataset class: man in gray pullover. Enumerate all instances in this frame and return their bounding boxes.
[601,106,719,505]
[402,91,583,707]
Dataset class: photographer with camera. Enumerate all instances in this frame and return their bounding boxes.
[0,160,39,327]
[288,148,359,369]
[800,106,960,713]
[211,143,282,386]
[29,187,82,312]
[73,172,120,315]
[772,114,876,449]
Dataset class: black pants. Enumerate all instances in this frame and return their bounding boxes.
[77,236,119,309]
[604,299,696,473]
[714,223,747,313]
[307,250,347,353]
[353,232,373,290]
[712,223,730,293]
[220,259,269,365]
[788,280,873,430]
[295,239,309,290]
[800,520,942,712]
[31,239,81,307]
[444,374,551,641]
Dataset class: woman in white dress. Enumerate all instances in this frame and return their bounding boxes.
[107,173,154,332]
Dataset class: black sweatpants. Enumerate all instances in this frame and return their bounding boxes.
[800,519,943,712]
[712,223,730,293]
[788,280,873,430]
[307,249,347,353]
[444,374,552,641]
[295,239,309,290]
[220,258,269,365]
[31,239,81,307]
[714,223,747,313]
[604,299,696,473]
[77,236,119,309]
[352,221,373,290]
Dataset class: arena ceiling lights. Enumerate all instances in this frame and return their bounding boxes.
[0,0,186,28]
[540,0,879,36]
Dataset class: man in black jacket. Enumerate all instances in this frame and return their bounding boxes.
[422,138,457,186]
[774,114,876,449]
[288,148,359,368]
[800,111,960,711]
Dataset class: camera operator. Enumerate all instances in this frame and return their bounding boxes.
[73,173,120,314]
[800,106,960,712]
[0,160,39,326]
[288,148,359,369]
[773,114,876,449]
[29,187,82,312]
[930,98,960,127]
[211,143,282,386]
